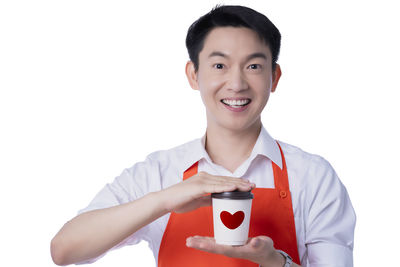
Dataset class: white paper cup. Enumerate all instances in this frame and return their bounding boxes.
[211,190,253,246]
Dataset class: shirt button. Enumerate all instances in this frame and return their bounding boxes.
[279,190,287,198]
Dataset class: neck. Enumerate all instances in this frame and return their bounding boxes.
[205,122,261,173]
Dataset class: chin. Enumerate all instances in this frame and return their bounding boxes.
[218,119,258,132]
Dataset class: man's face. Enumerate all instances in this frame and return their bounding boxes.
[186,26,281,132]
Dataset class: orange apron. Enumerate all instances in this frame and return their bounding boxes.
[158,142,301,266]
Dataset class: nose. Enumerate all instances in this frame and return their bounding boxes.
[226,67,249,92]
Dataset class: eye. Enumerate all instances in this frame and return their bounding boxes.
[213,63,225,69]
[248,64,262,70]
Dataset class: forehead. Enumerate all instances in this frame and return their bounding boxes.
[200,26,271,59]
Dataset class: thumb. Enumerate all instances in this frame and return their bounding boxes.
[250,237,261,248]
[198,195,212,207]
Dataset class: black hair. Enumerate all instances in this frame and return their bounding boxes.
[186,5,281,72]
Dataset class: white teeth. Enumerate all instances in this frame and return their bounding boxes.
[222,99,250,106]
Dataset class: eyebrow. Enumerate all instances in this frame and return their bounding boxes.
[208,51,267,61]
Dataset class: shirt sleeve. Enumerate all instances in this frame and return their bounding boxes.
[75,156,161,264]
[304,157,356,267]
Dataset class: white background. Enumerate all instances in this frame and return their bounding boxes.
[1,0,399,266]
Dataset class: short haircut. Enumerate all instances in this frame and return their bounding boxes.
[185,5,281,73]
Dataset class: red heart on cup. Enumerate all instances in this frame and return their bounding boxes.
[220,211,245,230]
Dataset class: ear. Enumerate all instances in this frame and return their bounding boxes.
[271,64,282,93]
[185,61,199,90]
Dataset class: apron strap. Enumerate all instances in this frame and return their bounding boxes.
[273,141,290,193]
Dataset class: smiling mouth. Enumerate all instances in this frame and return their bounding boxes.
[221,99,251,108]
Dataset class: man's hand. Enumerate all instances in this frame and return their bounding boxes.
[186,235,299,267]
[161,171,255,213]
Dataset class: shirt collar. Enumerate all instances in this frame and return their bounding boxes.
[250,126,282,169]
[180,125,282,174]
[179,134,209,174]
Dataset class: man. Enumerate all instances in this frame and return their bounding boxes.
[51,5,355,266]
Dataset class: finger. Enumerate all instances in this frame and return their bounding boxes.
[202,172,252,186]
[186,236,243,258]
[247,237,270,252]
[195,173,255,194]
[214,176,256,190]
[239,236,274,255]
[217,181,255,192]
[218,176,253,186]
[186,236,221,252]
[174,195,212,213]
[198,195,212,207]
[236,182,256,191]
[208,182,236,194]
[204,180,254,194]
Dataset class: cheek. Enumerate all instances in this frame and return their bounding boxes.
[208,79,225,93]
[253,78,271,93]
[199,74,225,97]
[253,79,272,105]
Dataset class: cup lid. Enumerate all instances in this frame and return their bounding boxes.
[211,190,254,200]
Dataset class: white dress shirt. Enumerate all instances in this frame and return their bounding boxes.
[78,125,356,267]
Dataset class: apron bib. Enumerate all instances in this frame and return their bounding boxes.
[158,142,300,266]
